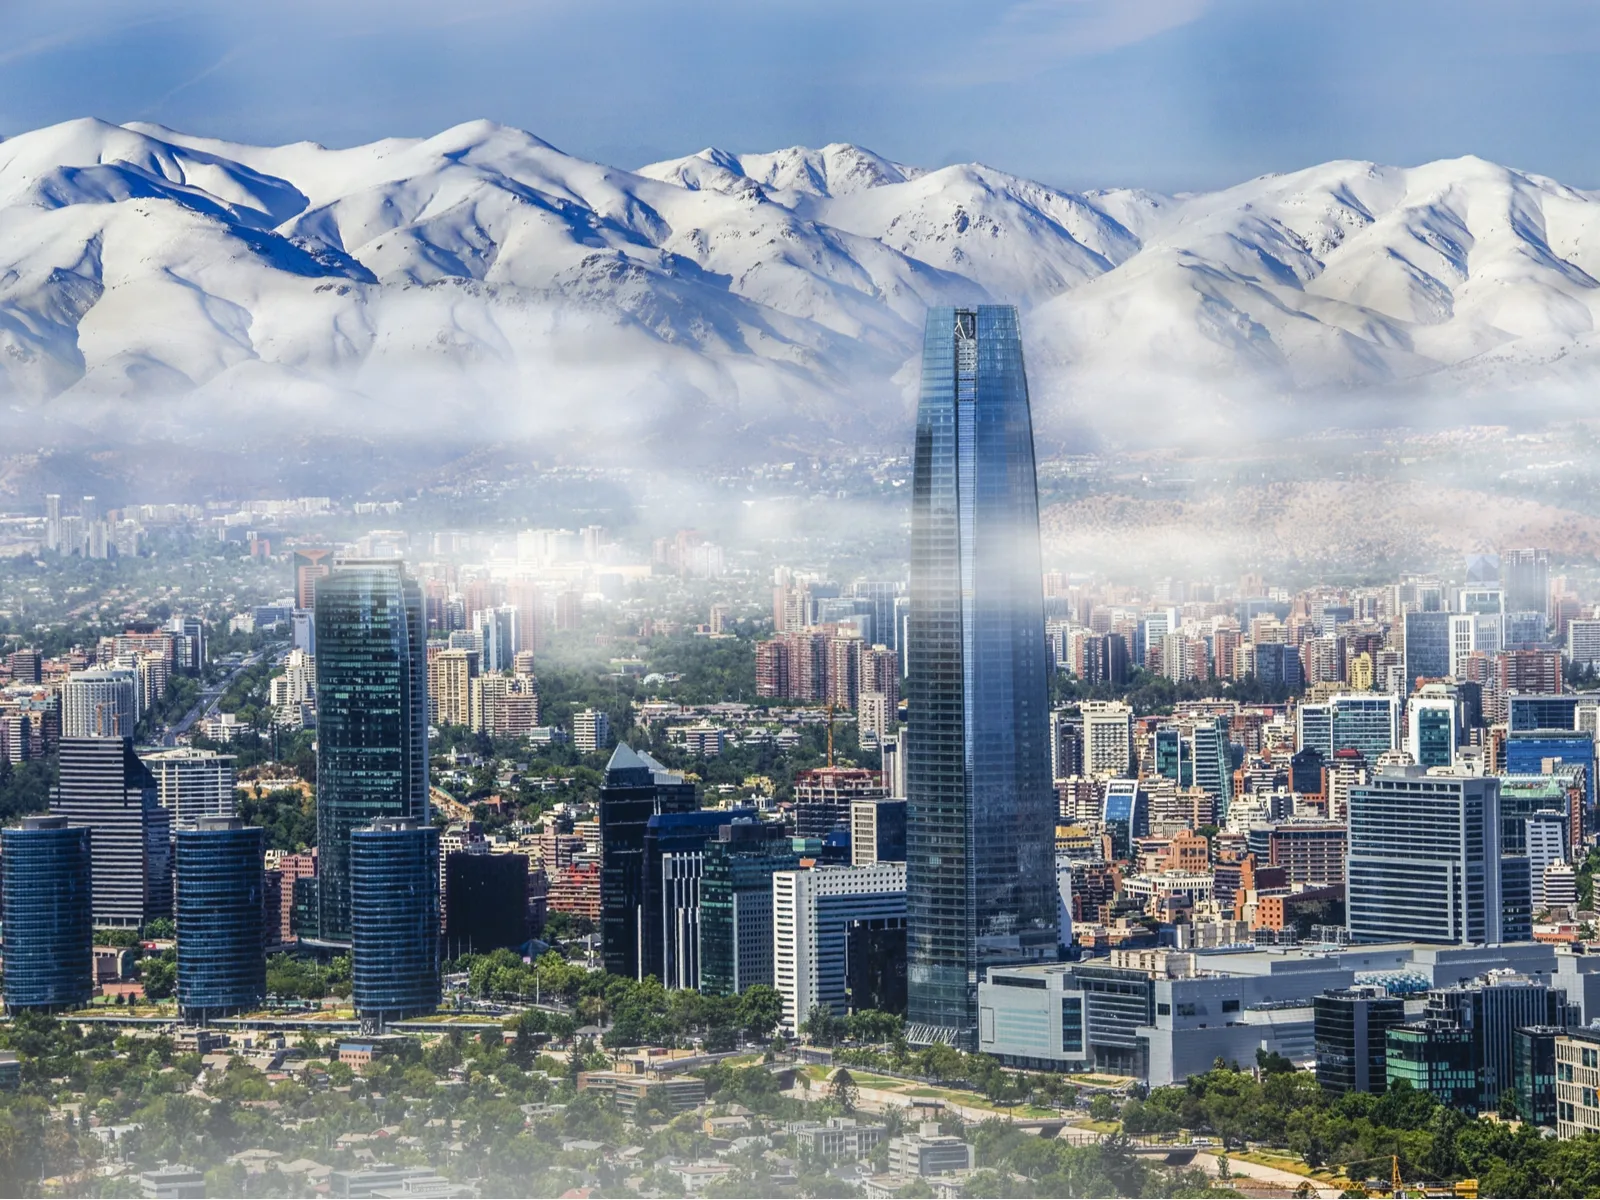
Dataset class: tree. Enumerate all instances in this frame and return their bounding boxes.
[799,1006,842,1047]
[828,1067,859,1113]
[738,985,784,1042]
[1497,1087,1521,1121]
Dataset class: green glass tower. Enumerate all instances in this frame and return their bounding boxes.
[314,559,428,944]
[906,306,1056,1047]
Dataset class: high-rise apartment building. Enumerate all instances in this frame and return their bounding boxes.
[314,559,428,944]
[905,307,1056,1046]
[1346,769,1501,945]
[851,799,907,866]
[428,647,478,727]
[51,736,171,927]
[572,708,610,753]
[1082,701,1134,778]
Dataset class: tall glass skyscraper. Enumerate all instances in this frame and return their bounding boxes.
[351,819,440,1027]
[314,559,428,944]
[175,817,266,1021]
[1,815,93,1012]
[906,306,1056,1046]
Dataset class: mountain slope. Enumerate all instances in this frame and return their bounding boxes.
[3,119,1600,457]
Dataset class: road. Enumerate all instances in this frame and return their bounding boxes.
[171,641,289,736]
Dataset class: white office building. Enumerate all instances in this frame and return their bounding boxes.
[141,747,236,829]
[62,667,138,738]
[773,861,906,1033]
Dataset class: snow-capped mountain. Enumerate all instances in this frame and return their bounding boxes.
[2,117,1599,459]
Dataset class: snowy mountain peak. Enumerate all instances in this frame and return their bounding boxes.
[2,120,1600,460]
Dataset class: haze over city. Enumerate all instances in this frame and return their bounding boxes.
[2,4,1600,1200]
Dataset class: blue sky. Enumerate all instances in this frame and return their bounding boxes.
[4,0,1600,191]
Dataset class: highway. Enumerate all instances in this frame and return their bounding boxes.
[171,640,290,736]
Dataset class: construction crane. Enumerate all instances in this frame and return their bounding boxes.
[1335,1152,1477,1199]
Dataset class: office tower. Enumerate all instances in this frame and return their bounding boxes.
[642,808,756,990]
[881,732,908,799]
[51,737,171,927]
[698,821,801,996]
[905,306,1055,1045]
[1509,693,1582,732]
[1403,610,1452,691]
[1297,703,1332,758]
[1330,694,1399,758]
[1407,691,1458,769]
[175,817,265,1022]
[572,708,610,753]
[1347,768,1501,945]
[314,559,428,944]
[268,850,316,945]
[443,852,528,956]
[1102,780,1149,860]
[1527,811,1567,908]
[43,493,62,553]
[854,582,903,655]
[1503,548,1551,626]
[598,744,697,978]
[142,748,236,830]
[1507,730,1596,809]
[847,916,908,1016]
[350,819,439,1028]
[1314,987,1405,1094]
[1,815,93,1011]
[1082,701,1134,777]
[1252,642,1305,691]
[471,604,517,673]
[1388,976,1571,1113]
[7,648,41,685]
[774,861,907,1033]
[292,547,335,611]
[794,767,885,839]
[851,799,907,866]
[1515,1025,1562,1127]
[61,668,138,738]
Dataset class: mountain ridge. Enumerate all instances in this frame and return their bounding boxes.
[2,117,1598,457]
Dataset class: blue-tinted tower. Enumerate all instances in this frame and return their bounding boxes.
[314,559,428,944]
[175,816,265,1021]
[350,819,439,1027]
[906,306,1056,1046]
[1,815,92,1012]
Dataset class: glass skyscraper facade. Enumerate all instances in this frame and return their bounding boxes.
[175,817,266,1021]
[906,305,1055,1046]
[350,819,440,1025]
[51,736,171,928]
[1,815,92,1012]
[314,559,428,944]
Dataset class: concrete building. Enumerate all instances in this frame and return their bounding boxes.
[142,747,236,830]
[774,861,906,1033]
[572,708,610,753]
[1082,701,1134,778]
[977,941,1563,1086]
[1346,769,1502,945]
[886,1124,974,1180]
[62,668,137,738]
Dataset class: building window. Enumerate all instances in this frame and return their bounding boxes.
[1157,1003,1171,1016]
[1221,999,1240,1013]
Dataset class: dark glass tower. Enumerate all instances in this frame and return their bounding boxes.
[314,559,428,944]
[906,305,1055,1046]
[699,820,801,996]
[599,744,697,978]
[350,819,439,1027]
[51,736,171,927]
[1,815,93,1012]
[176,817,266,1021]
